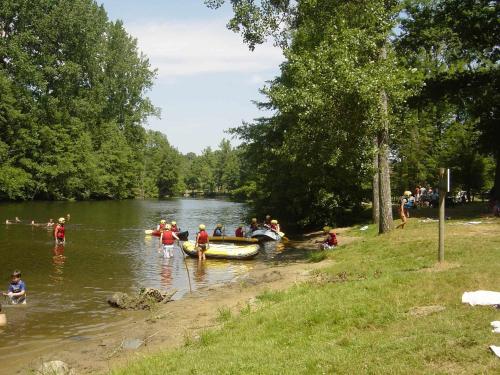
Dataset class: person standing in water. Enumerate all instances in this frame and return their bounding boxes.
[54,217,66,245]
[171,221,180,233]
[159,224,179,258]
[3,270,26,304]
[46,218,54,228]
[196,224,209,261]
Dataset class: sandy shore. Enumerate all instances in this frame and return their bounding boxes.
[9,229,360,374]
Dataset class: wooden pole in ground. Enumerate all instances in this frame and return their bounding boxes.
[438,168,447,262]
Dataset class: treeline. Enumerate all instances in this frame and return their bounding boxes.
[0,0,244,200]
[210,0,499,228]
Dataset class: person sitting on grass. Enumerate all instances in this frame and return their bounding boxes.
[3,270,26,305]
[316,227,338,250]
[235,224,245,237]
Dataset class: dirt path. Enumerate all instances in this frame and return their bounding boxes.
[15,230,360,374]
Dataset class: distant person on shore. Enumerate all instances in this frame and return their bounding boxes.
[196,224,209,261]
[213,223,223,237]
[3,270,26,305]
[159,224,179,259]
[316,227,338,250]
[403,190,413,218]
[235,225,245,237]
[396,192,409,229]
[47,218,54,228]
[157,219,166,231]
[171,221,180,233]
[249,218,259,232]
[54,217,66,245]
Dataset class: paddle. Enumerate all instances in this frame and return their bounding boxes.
[177,241,192,293]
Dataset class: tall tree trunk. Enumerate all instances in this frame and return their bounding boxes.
[493,151,500,201]
[372,140,380,225]
[378,44,393,233]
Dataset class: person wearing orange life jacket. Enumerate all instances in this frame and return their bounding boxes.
[235,224,245,237]
[159,224,179,258]
[196,224,210,261]
[156,219,167,231]
[54,217,66,245]
[171,221,180,233]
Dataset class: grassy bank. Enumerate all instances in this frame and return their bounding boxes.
[113,214,499,374]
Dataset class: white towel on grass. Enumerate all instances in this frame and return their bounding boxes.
[461,291,500,306]
[490,345,500,358]
[492,321,500,333]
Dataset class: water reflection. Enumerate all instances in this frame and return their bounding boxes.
[194,260,207,283]
[50,244,66,284]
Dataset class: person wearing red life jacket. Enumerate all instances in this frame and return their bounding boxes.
[54,217,66,245]
[235,224,245,237]
[249,218,259,232]
[159,224,179,258]
[270,219,281,233]
[171,221,180,233]
[196,224,210,261]
[156,219,166,231]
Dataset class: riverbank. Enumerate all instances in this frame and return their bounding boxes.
[107,214,499,374]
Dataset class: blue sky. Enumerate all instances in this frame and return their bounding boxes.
[99,0,283,154]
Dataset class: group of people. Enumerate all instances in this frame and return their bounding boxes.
[413,185,440,208]
[155,214,282,261]
[5,215,69,245]
[211,215,282,238]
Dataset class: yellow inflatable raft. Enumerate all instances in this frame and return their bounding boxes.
[182,241,259,260]
[208,235,259,244]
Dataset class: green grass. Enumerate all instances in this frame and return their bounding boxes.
[112,214,499,374]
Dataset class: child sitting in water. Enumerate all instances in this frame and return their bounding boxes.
[3,270,26,304]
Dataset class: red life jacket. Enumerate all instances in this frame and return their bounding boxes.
[55,224,65,239]
[270,223,278,231]
[235,228,244,237]
[161,230,175,245]
[159,223,165,230]
[198,230,208,244]
[326,233,337,246]
[171,224,179,233]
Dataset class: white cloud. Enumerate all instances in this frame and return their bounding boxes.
[126,19,284,79]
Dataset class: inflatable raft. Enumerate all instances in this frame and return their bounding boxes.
[182,241,259,260]
[209,235,259,244]
[250,229,282,241]
[145,230,189,241]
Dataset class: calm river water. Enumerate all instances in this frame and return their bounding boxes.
[0,199,303,362]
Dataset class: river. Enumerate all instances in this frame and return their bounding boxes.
[0,198,304,366]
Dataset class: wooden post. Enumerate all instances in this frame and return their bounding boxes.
[438,168,448,262]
